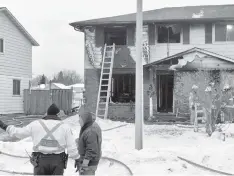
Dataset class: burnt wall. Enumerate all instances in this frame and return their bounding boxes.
[84,67,151,121]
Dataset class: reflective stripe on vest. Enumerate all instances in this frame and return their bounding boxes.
[33,120,64,152]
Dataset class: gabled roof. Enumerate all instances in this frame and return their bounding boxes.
[70,4,234,30]
[0,7,39,46]
[145,47,234,66]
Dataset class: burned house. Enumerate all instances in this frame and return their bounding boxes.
[70,4,234,121]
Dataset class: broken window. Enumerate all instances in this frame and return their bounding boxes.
[104,27,127,45]
[157,24,181,43]
[215,23,234,42]
[111,74,135,103]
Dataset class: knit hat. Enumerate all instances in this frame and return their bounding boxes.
[47,103,60,115]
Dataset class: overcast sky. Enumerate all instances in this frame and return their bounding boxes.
[0,0,234,78]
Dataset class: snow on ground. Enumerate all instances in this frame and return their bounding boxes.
[0,115,234,175]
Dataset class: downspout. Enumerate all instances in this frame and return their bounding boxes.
[167,27,170,57]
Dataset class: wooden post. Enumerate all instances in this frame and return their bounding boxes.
[49,80,52,105]
[135,0,144,150]
[29,80,32,94]
[194,103,198,132]
[154,68,157,113]
[71,86,74,112]
[149,68,153,117]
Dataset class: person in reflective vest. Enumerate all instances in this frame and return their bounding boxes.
[74,106,102,175]
[0,103,79,175]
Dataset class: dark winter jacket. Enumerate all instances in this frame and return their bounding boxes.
[78,116,102,166]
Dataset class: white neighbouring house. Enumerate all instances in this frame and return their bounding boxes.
[0,7,39,114]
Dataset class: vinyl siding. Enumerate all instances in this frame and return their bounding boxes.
[150,23,234,63]
[0,11,32,114]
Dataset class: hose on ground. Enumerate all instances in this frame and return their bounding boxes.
[178,156,233,175]
[175,124,206,129]
[103,124,128,131]
[0,151,133,175]
[102,156,133,175]
[0,151,28,158]
[0,169,32,175]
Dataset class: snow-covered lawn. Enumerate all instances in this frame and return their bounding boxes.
[0,115,234,175]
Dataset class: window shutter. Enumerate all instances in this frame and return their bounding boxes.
[13,80,16,95]
[127,25,135,46]
[148,24,156,45]
[18,81,21,95]
[95,26,104,47]
[0,39,3,52]
[205,23,213,44]
[215,24,226,41]
[183,24,190,44]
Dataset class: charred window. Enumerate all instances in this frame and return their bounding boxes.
[104,27,127,45]
[157,24,181,43]
[111,74,135,103]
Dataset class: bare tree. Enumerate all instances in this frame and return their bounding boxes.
[52,70,83,85]
[31,74,49,86]
[175,69,233,136]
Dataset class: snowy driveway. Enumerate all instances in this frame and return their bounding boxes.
[0,115,234,175]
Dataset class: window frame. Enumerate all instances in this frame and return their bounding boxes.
[157,24,182,44]
[0,38,4,54]
[104,27,127,46]
[13,79,21,96]
[214,22,234,43]
[110,73,135,103]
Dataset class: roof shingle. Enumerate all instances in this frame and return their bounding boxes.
[70,4,234,29]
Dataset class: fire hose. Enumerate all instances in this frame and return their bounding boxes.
[178,156,234,175]
[0,150,133,175]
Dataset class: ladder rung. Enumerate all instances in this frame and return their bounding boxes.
[100,96,107,98]
[103,67,110,69]
[100,90,108,92]
[104,62,111,63]
[197,110,203,113]
[99,102,106,105]
[98,108,106,110]
[103,73,110,75]
[102,79,109,80]
[98,114,105,117]
[101,85,108,86]
[105,51,112,53]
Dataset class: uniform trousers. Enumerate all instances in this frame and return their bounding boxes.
[33,153,65,175]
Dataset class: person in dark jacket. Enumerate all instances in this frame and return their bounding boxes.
[74,107,102,175]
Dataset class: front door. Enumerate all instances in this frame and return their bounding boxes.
[157,74,174,112]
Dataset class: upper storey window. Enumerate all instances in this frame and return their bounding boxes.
[104,27,127,45]
[215,23,234,42]
[157,24,181,43]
